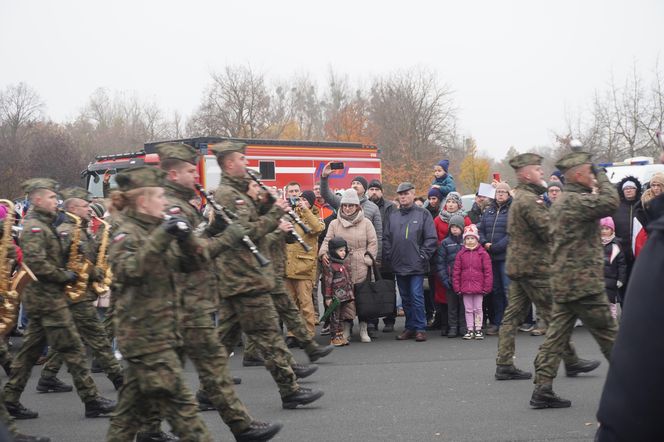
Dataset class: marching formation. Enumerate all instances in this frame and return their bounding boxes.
[0,139,662,441]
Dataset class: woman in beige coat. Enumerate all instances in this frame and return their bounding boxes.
[320,189,378,342]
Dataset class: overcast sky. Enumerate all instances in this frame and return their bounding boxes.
[1,0,662,159]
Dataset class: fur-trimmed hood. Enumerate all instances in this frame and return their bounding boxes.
[616,175,643,203]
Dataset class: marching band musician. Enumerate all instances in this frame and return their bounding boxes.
[3,179,115,421]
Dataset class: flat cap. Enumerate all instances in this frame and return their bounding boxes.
[115,166,166,191]
[155,142,198,165]
[396,182,415,193]
[211,140,246,157]
[21,178,59,195]
[555,151,593,174]
[509,153,543,170]
[60,187,92,202]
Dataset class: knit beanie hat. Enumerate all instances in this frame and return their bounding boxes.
[650,172,664,186]
[328,236,349,259]
[449,214,465,230]
[352,176,368,191]
[621,180,637,190]
[300,190,315,208]
[551,170,565,185]
[340,189,360,205]
[90,202,106,218]
[600,217,615,231]
[427,187,443,200]
[462,224,479,240]
[548,181,562,190]
[495,182,511,193]
[445,191,463,208]
[368,179,382,191]
[437,159,450,172]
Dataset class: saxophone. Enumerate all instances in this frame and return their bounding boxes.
[92,217,112,295]
[64,212,92,302]
[0,200,20,335]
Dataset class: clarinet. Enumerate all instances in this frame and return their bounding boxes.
[245,168,313,234]
[283,218,312,252]
[195,184,270,268]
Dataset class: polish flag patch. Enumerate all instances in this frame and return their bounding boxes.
[30,227,42,233]
[113,233,127,243]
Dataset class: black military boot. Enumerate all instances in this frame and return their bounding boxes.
[292,363,318,379]
[13,433,51,442]
[36,376,73,393]
[111,375,124,390]
[529,384,571,409]
[281,387,324,409]
[84,396,116,417]
[242,355,265,367]
[565,359,601,377]
[285,336,300,349]
[136,431,179,442]
[307,344,334,363]
[233,376,242,385]
[196,390,216,411]
[495,365,533,380]
[5,401,38,419]
[90,358,103,373]
[234,420,283,442]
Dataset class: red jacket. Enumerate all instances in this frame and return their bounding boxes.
[452,246,493,295]
[434,215,471,244]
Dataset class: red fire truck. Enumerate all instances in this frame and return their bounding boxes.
[84,137,381,197]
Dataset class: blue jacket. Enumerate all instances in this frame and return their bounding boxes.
[435,234,463,289]
[431,174,456,199]
[383,205,438,276]
[478,198,512,262]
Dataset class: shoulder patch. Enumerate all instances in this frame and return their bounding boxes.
[59,231,69,237]
[235,199,246,206]
[113,233,127,243]
[167,206,182,215]
[30,227,42,233]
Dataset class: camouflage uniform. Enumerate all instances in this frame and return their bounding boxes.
[213,169,300,398]
[41,194,123,387]
[533,155,620,385]
[158,147,254,436]
[497,160,579,368]
[244,227,323,363]
[3,181,101,407]
[106,167,211,442]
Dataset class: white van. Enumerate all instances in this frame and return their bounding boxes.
[600,157,664,186]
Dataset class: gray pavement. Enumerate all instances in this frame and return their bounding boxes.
[5,321,606,441]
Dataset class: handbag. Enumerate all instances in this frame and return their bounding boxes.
[354,252,396,319]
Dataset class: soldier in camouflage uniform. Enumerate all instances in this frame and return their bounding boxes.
[153,143,282,442]
[212,141,324,409]
[530,152,620,409]
[106,166,212,441]
[241,181,333,369]
[38,187,123,393]
[3,178,115,420]
[495,153,599,381]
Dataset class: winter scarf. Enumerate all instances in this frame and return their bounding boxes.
[601,233,616,246]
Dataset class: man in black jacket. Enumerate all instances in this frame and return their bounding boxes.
[596,193,664,441]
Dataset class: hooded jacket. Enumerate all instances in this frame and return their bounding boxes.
[613,176,642,263]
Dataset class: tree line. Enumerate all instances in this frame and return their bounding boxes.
[1,62,663,199]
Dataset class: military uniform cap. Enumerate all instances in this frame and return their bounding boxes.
[155,142,198,165]
[555,151,593,174]
[509,153,543,170]
[115,166,166,191]
[396,182,415,193]
[21,178,59,195]
[60,187,92,202]
[211,140,246,158]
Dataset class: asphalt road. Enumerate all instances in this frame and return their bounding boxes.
[6,321,607,442]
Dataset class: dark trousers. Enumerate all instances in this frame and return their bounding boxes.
[446,291,466,334]
[490,261,510,327]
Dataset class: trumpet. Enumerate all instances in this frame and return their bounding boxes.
[245,168,312,234]
[195,184,270,268]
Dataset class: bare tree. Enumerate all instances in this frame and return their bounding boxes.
[0,82,44,143]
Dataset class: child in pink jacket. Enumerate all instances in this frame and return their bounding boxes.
[453,224,493,340]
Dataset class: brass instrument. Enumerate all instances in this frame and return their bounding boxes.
[64,212,92,301]
[0,200,20,335]
[92,217,112,295]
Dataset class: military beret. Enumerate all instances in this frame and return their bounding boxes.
[21,178,59,195]
[509,153,543,170]
[60,186,92,202]
[396,182,415,193]
[555,151,593,174]
[155,142,198,165]
[211,141,246,158]
[115,166,166,191]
